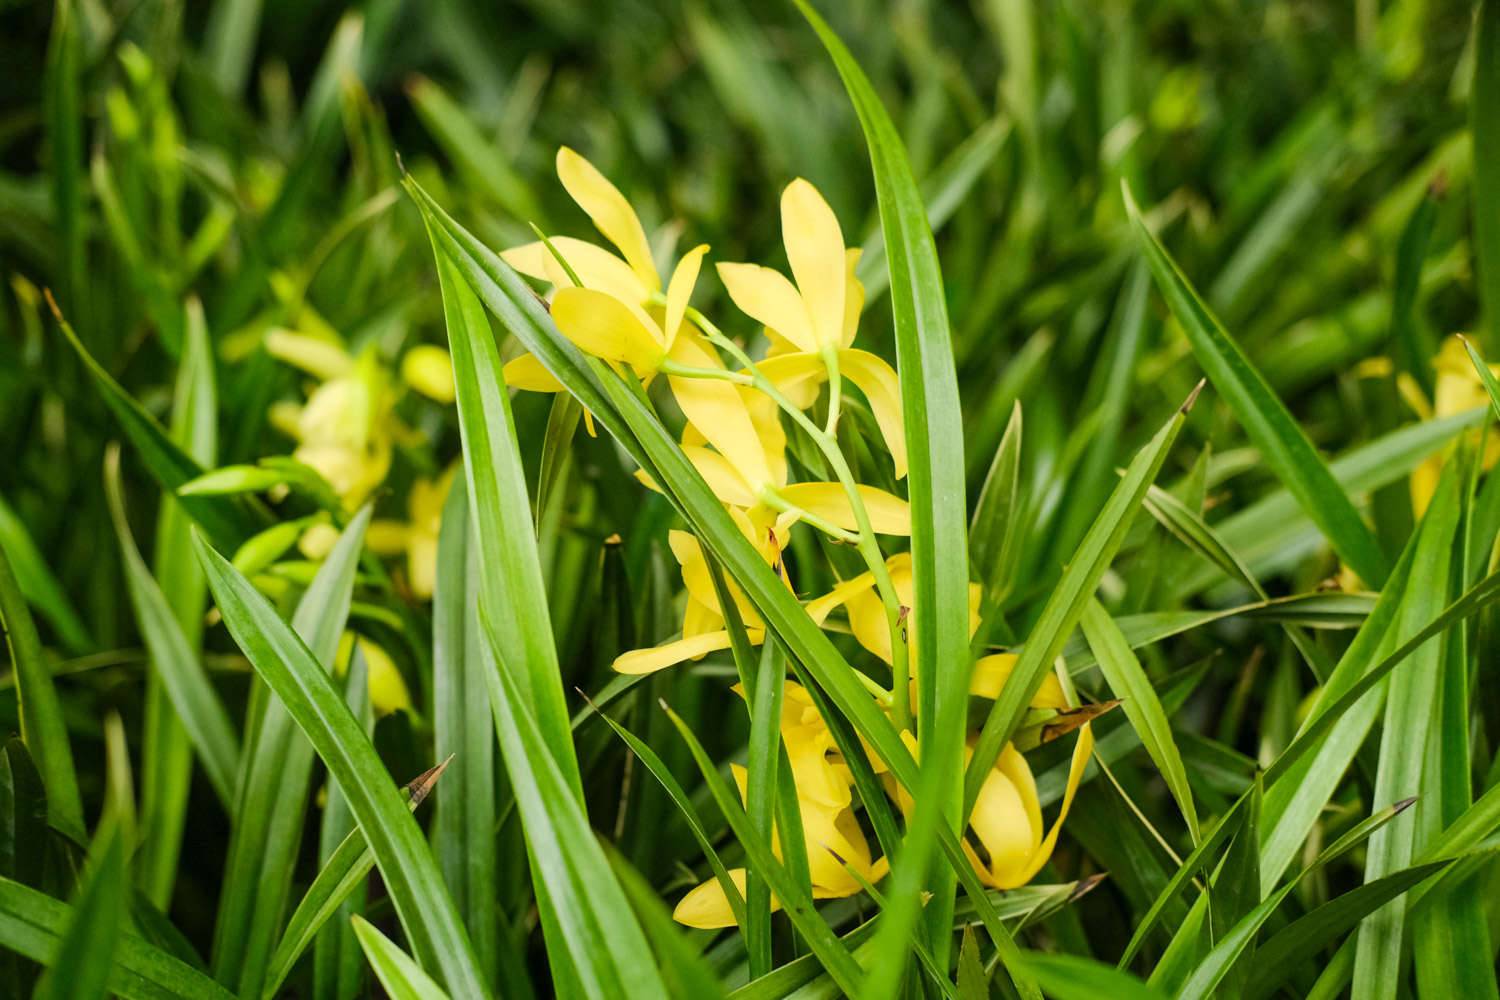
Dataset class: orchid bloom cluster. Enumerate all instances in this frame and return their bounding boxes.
[505,148,1093,929]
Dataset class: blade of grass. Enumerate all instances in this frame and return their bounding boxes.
[0,876,234,1000]
[0,513,82,842]
[0,494,91,654]
[195,532,490,997]
[33,819,126,1000]
[1124,184,1389,587]
[1474,0,1500,351]
[797,6,987,981]
[212,508,369,996]
[263,761,449,1000]
[431,477,502,990]
[104,447,239,808]
[350,916,450,1000]
[605,845,729,1000]
[313,650,371,1000]
[1080,598,1199,842]
[744,641,785,978]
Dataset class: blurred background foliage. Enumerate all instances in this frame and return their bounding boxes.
[0,0,1494,989]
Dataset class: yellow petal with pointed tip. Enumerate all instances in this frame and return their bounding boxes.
[968,744,1039,889]
[612,628,765,675]
[515,236,646,303]
[841,248,865,348]
[501,243,551,282]
[777,482,911,536]
[556,147,659,292]
[838,349,906,479]
[502,353,565,393]
[1002,725,1093,887]
[668,335,772,489]
[551,287,664,372]
[673,869,775,929]
[664,245,709,349]
[716,261,818,352]
[781,178,845,349]
[970,653,1067,709]
[804,568,876,625]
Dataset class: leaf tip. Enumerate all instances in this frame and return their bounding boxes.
[1181,378,1206,414]
[1392,795,1418,815]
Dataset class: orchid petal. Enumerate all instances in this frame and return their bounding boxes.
[716,261,818,352]
[556,147,659,292]
[664,244,709,349]
[781,178,845,349]
[778,482,911,536]
[838,348,906,479]
[551,287,665,373]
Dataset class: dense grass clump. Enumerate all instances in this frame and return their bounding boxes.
[3,1,1500,997]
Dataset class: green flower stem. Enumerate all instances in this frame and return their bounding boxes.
[758,487,859,544]
[821,344,842,437]
[657,359,754,384]
[682,304,914,731]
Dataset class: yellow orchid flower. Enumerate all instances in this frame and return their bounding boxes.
[337,632,412,716]
[673,682,888,928]
[501,147,709,381]
[267,332,394,510]
[805,553,981,666]
[612,510,791,675]
[401,344,457,404]
[367,463,459,600]
[643,328,911,539]
[1397,335,1500,515]
[717,178,907,479]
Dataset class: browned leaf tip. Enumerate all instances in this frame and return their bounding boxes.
[1069,872,1109,903]
[406,753,455,807]
[42,287,65,324]
[1038,700,1121,745]
[1180,378,1206,415]
[1392,796,1419,816]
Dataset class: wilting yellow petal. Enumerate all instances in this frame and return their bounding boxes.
[756,351,828,409]
[551,287,664,372]
[664,245,709,349]
[781,178,845,349]
[401,345,456,403]
[840,248,865,348]
[668,334,772,489]
[838,349,906,479]
[716,261,818,353]
[555,147,660,292]
[967,743,1039,889]
[266,329,352,380]
[777,482,911,536]
[970,653,1068,709]
[1010,725,1093,887]
[613,628,764,675]
[673,869,773,929]
[502,353,565,393]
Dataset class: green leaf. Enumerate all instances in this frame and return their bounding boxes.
[263,761,448,1000]
[970,402,1024,613]
[196,523,490,998]
[797,5,988,982]
[430,477,505,992]
[406,75,543,224]
[212,507,368,997]
[1353,468,1460,999]
[0,875,233,1000]
[313,650,371,1000]
[428,224,581,798]
[44,0,83,326]
[1022,954,1166,1000]
[968,394,1191,813]
[1473,0,1500,351]
[104,448,240,809]
[351,917,450,1000]
[605,846,729,1000]
[1461,337,1500,422]
[1125,184,1389,587]
[743,641,784,978]
[0,494,91,654]
[33,820,126,1000]
[48,300,266,550]
[1080,598,1199,842]
[1245,862,1449,1000]
[0,511,81,842]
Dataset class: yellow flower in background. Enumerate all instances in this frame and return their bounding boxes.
[502,147,709,382]
[368,464,459,600]
[337,632,412,716]
[401,344,457,404]
[267,332,394,509]
[1400,335,1500,515]
[673,682,888,929]
[718,179,907,479]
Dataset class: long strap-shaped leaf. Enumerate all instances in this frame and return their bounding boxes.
[194,534,489,998]
[1124,186,1389,587]
[0,875,234,1000]
[795,1,972,984]
[430,233,580,797]
[212,508,367,996]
